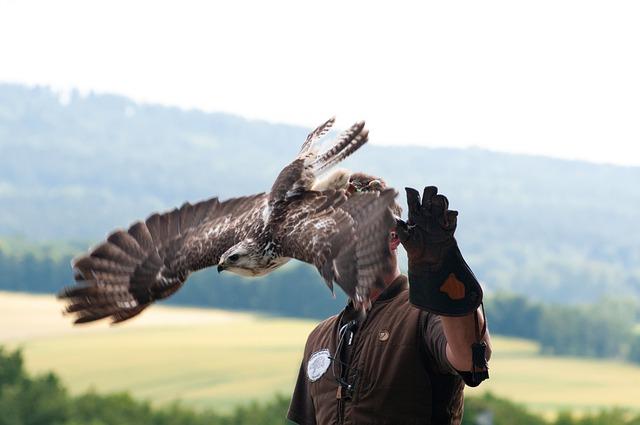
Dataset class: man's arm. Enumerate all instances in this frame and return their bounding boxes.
[397,186,491,385]
[441,308,492,372]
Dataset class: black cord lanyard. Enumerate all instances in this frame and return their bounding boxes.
[330,319,359,399]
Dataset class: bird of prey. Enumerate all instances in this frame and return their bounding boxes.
[59,118,398,324]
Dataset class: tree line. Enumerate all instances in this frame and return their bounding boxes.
[1,249,639,364]
[487,293,640,364]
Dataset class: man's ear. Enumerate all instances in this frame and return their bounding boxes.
[389,230,401,250]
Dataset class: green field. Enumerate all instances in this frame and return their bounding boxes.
[2,291,640,415]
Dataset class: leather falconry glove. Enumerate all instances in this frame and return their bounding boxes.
[395,186,483,317]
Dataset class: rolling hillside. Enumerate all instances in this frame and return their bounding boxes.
[1,83,639,304]
[2,291,640,415]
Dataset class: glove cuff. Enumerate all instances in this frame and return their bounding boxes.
[408,245,483,316]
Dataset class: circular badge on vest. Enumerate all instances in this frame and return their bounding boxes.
[307,349,331,382]
[379,330,390,341]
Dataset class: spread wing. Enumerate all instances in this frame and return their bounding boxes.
[274,188,397,309]
[58,193,267,324]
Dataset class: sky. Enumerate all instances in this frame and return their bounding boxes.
[0,0,639,166]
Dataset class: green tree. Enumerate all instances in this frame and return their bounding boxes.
[462,393,545,425]
[486,293,543,340]
[629,334,640,364]
[0,347,69,425]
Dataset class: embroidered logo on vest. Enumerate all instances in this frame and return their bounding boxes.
[307,349,331,382]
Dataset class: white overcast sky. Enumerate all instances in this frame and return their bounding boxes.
[1,0,639,166]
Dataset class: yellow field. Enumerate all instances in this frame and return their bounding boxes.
[466,338,640,414]
[2,291,640,415]
[0,291,313,411]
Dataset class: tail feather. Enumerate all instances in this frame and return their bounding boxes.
[312,121,368,174]
[299,116,336,154]
[322,130,368,172]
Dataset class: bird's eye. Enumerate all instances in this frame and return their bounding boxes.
[228,254,240,262]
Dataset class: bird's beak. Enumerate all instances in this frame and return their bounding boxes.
[217,264,225,273]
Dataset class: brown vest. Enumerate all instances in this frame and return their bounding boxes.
[293,276,464,425]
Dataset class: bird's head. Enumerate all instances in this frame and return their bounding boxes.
[217,239,264,277]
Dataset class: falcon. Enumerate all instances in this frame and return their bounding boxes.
[59,118,398,324]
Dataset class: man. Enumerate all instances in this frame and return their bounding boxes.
[287,173,491,425]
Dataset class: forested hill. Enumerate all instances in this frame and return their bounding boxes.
[1,83,639,304]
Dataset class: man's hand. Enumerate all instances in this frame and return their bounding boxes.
[397,186,483,317]
[396,186,458,270]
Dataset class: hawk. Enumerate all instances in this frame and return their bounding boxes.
[59,118,397,324]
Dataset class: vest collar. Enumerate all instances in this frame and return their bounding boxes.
[374,274,409,303]
[344,274,408,315]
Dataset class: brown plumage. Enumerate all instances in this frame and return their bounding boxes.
[59,118,397,324]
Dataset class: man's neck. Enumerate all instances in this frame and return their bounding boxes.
[369,266,402,304]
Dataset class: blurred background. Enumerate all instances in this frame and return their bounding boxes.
[0,1,639,424]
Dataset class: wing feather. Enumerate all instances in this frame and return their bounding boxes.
[59,193,267,324]
[275,189,397,309]
[298,116,335,154]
